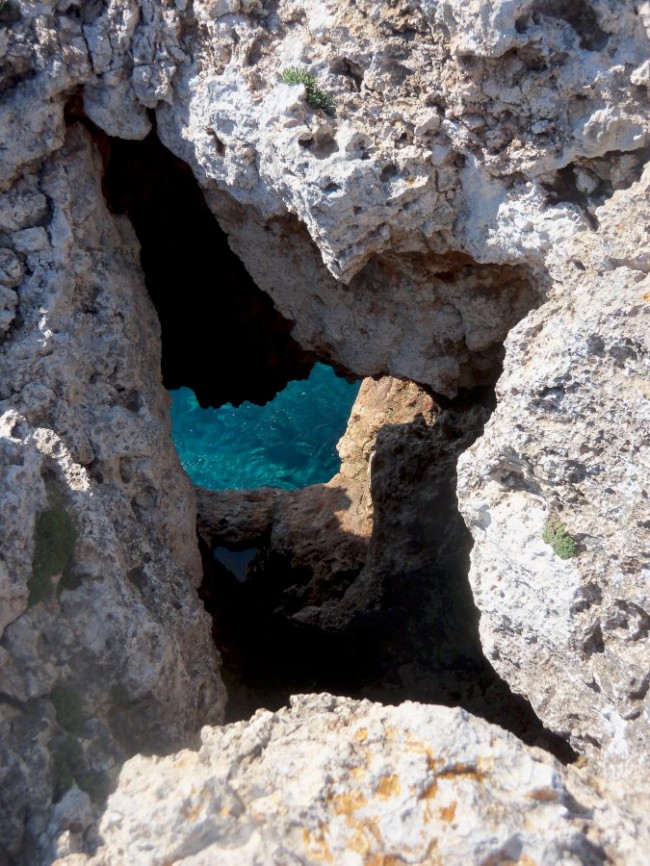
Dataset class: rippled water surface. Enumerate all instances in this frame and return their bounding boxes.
[170,363,360,490]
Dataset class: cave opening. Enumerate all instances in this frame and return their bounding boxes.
[197,381,575,762]
[101,122,315,409]
[93,112,573,763]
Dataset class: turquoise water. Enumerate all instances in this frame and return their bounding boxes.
[170,363,360,490]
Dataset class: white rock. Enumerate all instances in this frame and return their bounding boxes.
[54,694,612,866]
[457,165,650,822]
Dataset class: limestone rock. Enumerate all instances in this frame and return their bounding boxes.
[457,165,650,818]
[154,0,648,391]
[337,376,438,485]
[54,694,611,866]
[197,486,283,549]
[0,128,226,863]
[196,379,536,741]
[6,1,649,394]
[2,0,650,861]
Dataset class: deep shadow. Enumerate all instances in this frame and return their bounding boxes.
[199,388,576,762]
[342,395,576,760]
[99,121,315,407]
[197,483,369,722]
[200,539,368,724]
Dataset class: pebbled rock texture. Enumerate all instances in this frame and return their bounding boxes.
[54,693,611,866]
[457,166,650,822]
[0,128,226,863]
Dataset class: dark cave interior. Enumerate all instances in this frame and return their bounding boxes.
[100,121,315,409]
[198,388,576,763]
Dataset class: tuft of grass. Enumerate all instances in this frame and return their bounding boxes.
[542,518,578,560]
[279,68,334,112]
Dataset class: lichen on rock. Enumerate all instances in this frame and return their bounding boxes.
[53,694,612,866]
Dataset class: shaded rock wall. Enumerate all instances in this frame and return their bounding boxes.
[0,128,226,863]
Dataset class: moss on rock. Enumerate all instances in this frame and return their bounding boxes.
[28,502,78,606]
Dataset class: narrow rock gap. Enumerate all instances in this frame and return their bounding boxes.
[69,97,574,764]
[87,111,317,408]
[198,383,576,764]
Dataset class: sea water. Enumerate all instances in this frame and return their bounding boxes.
[170,363,360,490]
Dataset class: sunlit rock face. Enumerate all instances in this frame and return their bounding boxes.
[457,164,650,825]
[55,694,612,866]
[14,0,650,394]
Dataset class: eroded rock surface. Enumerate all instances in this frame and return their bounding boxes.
[196,378,559,750]
[55,694,610,866]
[457,165,650,822]
[5,1,650,394]
[0,129,226,863]
[196,376,428,614]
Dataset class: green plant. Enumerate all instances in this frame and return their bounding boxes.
[542,518,578,560]
[28,501,78,606]
[279,68,334,112]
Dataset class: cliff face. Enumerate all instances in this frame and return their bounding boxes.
[1,0,649,863]
[457,167,650,813]
[0,128,226,859]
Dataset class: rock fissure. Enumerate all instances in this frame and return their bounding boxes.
[196,377,576,765]
[97,120,318,409]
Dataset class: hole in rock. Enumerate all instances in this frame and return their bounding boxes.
[75,103,574,763]
[541,147,650,228]
[198,382,576,763]
[531,0,609,51]
[101,122,315,408]
[170,362,361,490]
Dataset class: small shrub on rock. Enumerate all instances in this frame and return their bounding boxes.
[543,518,578,559]
[279,68,334,113]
